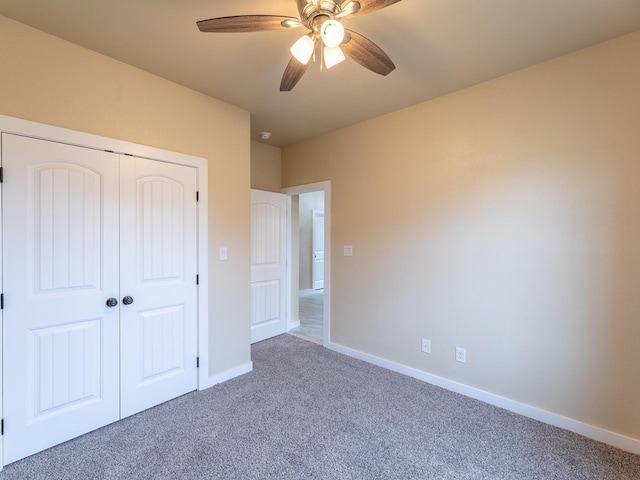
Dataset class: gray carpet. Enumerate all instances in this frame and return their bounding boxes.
[1,334,639,479]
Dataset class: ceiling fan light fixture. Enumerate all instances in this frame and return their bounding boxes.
[197,0,399,92]
[290,35,315,64]
[323,45,345,69]
[320,19,345,48]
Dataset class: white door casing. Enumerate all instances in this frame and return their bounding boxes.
[119,157,198,418]
[1,134,121,464]
[250,190,287,344]
[0,133,3,468]
[281,181,332,347]
[312,209,325,290]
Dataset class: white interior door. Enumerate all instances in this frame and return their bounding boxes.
[1,134,121,464]
[250,190,287,343]
[312,209,325,290]
[119,157,198,418]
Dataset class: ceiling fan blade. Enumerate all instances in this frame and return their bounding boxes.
[343,0,402,17]
[281,19,305,28]
[335,1,361,18]
[280,57,311,91]
[342,29,395,76]
[197,15,300,33]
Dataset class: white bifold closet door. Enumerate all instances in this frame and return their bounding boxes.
[119,156,198,418]
[1,133,197,464]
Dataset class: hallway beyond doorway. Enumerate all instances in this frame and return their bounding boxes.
[289,289,323,344]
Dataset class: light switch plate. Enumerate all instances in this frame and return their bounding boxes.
[344,245,353,256]
[219,247,228,261]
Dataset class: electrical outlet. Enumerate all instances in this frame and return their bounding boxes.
[421,339,431,354]
[455,347,466,363]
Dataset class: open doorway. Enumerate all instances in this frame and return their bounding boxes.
[289,191,324,344]
[282,181,331,347]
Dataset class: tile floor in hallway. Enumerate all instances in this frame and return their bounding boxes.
[288,289,323,344]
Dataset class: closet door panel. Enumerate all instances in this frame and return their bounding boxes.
[119,156,198,418]
[2,134,120,464]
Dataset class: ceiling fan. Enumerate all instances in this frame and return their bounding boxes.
[197,0,402,91]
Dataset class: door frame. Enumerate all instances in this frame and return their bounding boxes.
[0,115,209,467]
[281,181,331,346]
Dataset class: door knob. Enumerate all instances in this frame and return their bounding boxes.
[106,297,118,308]
[122,296,134,305]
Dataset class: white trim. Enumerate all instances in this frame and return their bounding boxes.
[0,122,4,470]
[288,320,301,330]
[285,194,292,330]
[327,340,640,456]
[281,181,331,347]
[284,195,297,332]
[0,115,196,164]
[199,362,254,390]
[195,159,209,391]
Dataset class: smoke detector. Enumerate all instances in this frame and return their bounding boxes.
[259,131,271,140]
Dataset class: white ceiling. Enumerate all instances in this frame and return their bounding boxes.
[1,0,639,147]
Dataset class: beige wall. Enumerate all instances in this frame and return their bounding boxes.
[283,31,640,441]
[0,15,251,377]
[299,191,325,290]
[250,140,282,192]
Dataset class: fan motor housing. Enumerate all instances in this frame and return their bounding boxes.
[296,0,341,28]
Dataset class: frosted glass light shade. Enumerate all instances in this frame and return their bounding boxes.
[320,20,345,48]
[290,35,315,64]
[324,45,345,69]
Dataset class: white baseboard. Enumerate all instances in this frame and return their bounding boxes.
[288,320,301,330]
[327,341,640,455]
[198,361,253,390]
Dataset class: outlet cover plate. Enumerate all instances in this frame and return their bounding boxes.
[455,347,466,363]
[421,339,431,354]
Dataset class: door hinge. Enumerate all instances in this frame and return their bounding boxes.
[1,293,4,310]
[196,357,200,368]
[196,274,199,285]
[196,191,199,202]
[0,166,4,183]
[1,419,4,436]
